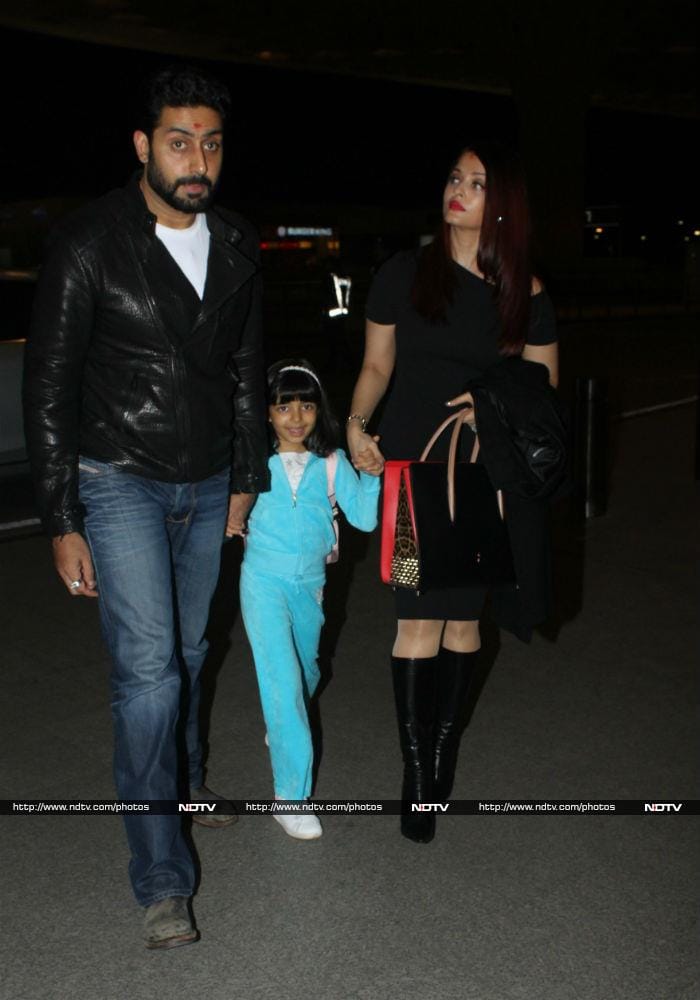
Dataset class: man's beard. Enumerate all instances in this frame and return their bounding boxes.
[146,157,216,213]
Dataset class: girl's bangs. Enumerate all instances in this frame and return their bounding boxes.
[271,370,321,405]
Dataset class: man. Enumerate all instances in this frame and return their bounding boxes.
[23,67,269,949]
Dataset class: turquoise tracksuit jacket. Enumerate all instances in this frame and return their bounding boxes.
[243,449,380,580]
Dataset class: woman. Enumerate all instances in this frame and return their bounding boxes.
[346,142,558,843]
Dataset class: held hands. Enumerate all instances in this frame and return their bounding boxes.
[347,425,385,476]
[225,492,255,538]
[445,391,476,428]
[52,532,98,598]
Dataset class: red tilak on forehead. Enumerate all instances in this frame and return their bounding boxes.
[193,123,202,129]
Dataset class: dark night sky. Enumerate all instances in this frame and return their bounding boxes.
[2,27,696,226]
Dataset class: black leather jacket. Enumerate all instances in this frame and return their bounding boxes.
[23,175,270,536]
[465,357,568,640]
[467,357,568,500]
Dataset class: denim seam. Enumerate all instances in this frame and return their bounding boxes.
[142,890,192,908]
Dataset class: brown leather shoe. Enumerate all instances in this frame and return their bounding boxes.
[143,896,198,950]
[189,784,238,828]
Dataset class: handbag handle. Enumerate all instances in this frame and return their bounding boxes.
[419,408,478,463]
[419,407,503,524]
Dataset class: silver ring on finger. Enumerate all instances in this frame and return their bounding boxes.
[69,580,81,590]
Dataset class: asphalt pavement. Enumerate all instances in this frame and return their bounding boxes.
[1,326,698,1000]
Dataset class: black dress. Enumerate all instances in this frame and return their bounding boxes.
[366,249,557,624]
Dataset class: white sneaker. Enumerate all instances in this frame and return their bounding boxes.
[273,812,323,840]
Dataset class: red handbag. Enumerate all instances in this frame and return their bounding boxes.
[380,408,514,593]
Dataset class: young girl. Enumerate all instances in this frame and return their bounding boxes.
[236,359,380,839]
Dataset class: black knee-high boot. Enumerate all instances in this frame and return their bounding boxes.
[391,655,438,843]
[433,648,478,804]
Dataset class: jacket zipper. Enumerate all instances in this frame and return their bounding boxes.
[278,453,314,573]
[171,354,191,479]
[280,453,313,507]
[128,229,191,478]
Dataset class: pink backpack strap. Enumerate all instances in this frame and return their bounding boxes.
[326,449,338,506]
[325,451,340,563]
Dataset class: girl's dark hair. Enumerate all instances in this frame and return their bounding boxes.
[267,359,339,458]
[411,140,533,355]
[139,66,231,137]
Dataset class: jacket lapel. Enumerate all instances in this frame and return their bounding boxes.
[126,228,194,349]
[194,215,257,331]
[123,179,257,343]
[150,236,202,335]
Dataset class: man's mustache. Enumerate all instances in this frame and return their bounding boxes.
[176,175,213,189]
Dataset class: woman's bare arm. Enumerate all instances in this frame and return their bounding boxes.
[521,342,559,388]
[522,277,558,387]
[347,320,396,473]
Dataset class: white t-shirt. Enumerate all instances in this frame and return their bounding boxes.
[279,451,311,494]
[156,212,210,299]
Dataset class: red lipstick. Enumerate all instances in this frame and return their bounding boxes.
[448,199,465,212]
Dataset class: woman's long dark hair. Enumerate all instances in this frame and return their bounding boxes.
[267,358,339,457]
[411,141,533,355]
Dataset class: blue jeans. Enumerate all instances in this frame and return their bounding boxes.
[79,458,229,906]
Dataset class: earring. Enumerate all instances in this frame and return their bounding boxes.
[496,216,503,223]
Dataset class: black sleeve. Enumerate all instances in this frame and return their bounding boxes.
[23,232,96,536]
[526,290,557,346]
[229,226,271,494]
[365,251,413,325]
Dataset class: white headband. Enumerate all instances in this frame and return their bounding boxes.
[277,365,321,387]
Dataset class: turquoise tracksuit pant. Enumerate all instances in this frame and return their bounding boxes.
[240,449,379,800]
[240,564,325,799]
